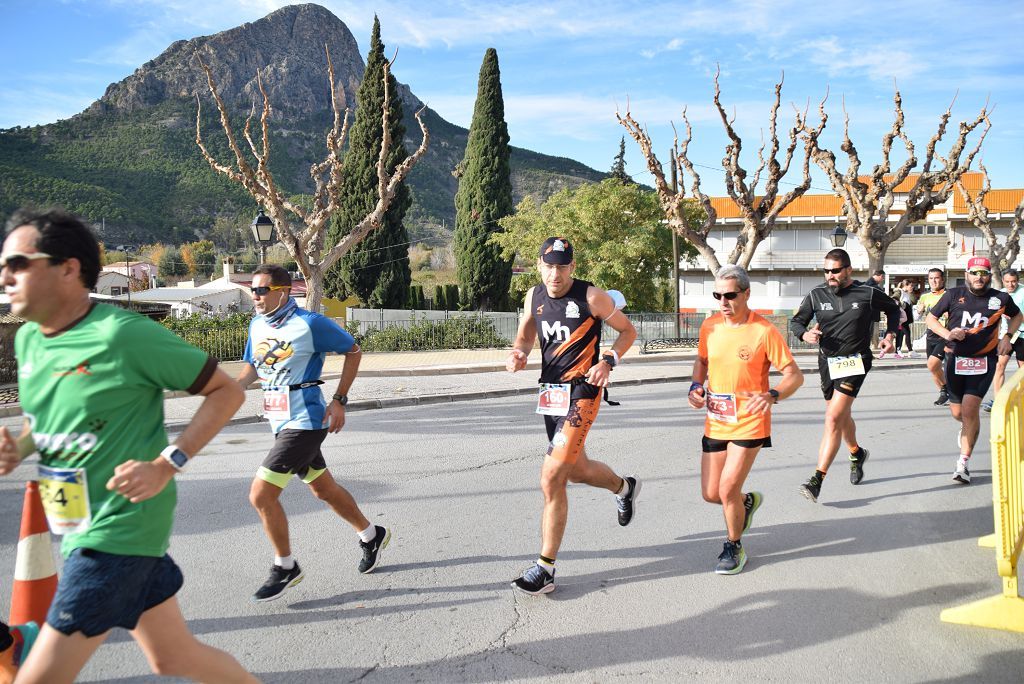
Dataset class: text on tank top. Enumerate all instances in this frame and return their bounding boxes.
[532,279,602,383]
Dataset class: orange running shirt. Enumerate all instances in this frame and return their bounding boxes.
[697,312,795,440]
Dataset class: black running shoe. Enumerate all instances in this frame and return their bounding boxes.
[358,526,392,574]
[800,474,822,503]
[742,491,763,534]
[512,563,555,595]
[849,448,869,485]
[252,562,304,602]
[616,476,641,526]
[715,541,747,575]
[934,388,949,406]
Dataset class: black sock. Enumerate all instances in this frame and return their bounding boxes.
[539,555,555,565]
[816,469,827,480]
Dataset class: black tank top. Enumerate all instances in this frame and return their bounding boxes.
[532,279,601,383]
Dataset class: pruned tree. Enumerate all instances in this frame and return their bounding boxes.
[194,45,429,311]
[956,161,1024,280]
[801,89,989,272]
[617,69,814,273]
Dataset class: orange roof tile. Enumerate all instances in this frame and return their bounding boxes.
[952,188,1024,215]
[710,194,843,219]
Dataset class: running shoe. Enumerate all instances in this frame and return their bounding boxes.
[954,459,971,484]
[849,448,870,485]
[358,525,392,574]
[742,491,763,534]
[512,563,555,595]
[799,473,822,503]
[1,621,39,673]
[981,399,993,413]
[934,388,949,406]
[715,541,747,575]
[253,562,304,602]
[616,476,641,526]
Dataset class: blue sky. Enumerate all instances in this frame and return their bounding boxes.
[3,0,1023,196]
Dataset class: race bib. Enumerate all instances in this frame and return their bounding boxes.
[262,386,291,421]
[536,383,571,416]
[37,465,91,535]
[828,355,865,379]
[707,392,738,424]
[954,356,988,375]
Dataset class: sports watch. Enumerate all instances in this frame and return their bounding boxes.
[160,445,190,472]
[768,389,780,403]
[333,393,349,406]
[600,353,617,369]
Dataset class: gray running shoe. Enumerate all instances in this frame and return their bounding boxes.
[715,541,747,575]
[799,474,822,503]
[981,399,993,413]
[512,563,555,595]
[849,448,869,485]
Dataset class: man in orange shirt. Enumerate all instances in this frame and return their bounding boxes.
[688,265,803,574]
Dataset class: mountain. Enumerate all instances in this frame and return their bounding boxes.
[0,3,605,247]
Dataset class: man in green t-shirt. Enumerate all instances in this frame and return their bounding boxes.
[0,209,256,684]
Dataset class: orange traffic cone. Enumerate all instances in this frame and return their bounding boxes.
[9,482,58,626]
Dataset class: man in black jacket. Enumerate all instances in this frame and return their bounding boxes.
[791,249,901,502]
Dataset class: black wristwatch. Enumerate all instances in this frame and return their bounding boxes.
[768,389,780,403]
[333,393,349,406]
[601,353,617,369]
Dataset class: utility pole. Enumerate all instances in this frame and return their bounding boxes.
[669,148,680,339]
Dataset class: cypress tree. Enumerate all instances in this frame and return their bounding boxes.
[454,48,514,311]
[324,16,411,308]
[609,137,632,183]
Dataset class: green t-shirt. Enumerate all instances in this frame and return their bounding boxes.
[15,304,214,558]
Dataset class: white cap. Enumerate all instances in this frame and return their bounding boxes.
[607,290,627,310]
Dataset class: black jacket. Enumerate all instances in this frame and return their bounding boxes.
[791,280,902,356]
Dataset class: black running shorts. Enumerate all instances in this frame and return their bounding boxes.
[818,352,873,400]
[259,428,329,488]
[926,334,946,360]
[944,354,997,404]
[999,337,1024,362]
[543,382,601,464]
[701,436,772,453]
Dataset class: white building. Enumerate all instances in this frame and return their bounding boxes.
[113,287,252,318]
[681,172,1024,313]
[95,271,132,297]
[100,261,157,289]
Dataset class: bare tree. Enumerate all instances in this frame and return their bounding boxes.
[194,45,429,311]
[616,69,814,272]
[956,162,1024,280]
[801,90,988,272]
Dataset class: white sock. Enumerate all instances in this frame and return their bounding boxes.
[275,555,294,570]
[358,524,377,543]
[959,453,971,464]
[536,558,555,574]
[615,477,631,497]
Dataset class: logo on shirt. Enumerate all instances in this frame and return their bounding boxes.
[961,312,988,329]
[254,339,294,368]
[851,303,859,309]
[737,345,753,361]
[820,303,834,311]
[536,304,544,316]
[541,320,571,343]
[51,361,92,378]
[988,297,1001,310]
[565,301,580,319]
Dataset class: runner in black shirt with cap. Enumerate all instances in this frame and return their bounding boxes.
[926,256,1022,483]
[506,236,638,595]
[791,248,901,502]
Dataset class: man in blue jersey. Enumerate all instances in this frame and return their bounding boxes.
[237,265,390,602]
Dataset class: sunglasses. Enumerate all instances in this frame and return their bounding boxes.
[713,290,746,301]
[967,270,991,277]
[0,251,56,273]
[823,267,847,275]
[250,284,289,296]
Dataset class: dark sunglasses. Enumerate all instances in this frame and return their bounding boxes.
[967,270,991,277]
[0,251,57,273]
[713,290,746,301]
[250,284,288,296]
[823,267,847,275]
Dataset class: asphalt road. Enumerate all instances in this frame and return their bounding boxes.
[1,367,1021,682]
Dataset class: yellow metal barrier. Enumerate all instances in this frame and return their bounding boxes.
[941,366,1024,632]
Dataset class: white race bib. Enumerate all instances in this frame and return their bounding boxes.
[37,465,91,535]
[262,386,291,421]
[707,392,738,424]
[954,356,988,376]
[536,383,571,416]
[828,355,865,379]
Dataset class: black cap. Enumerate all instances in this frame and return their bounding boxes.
[539,237,574,265]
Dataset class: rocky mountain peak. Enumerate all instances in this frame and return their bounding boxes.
[90,3,420,119]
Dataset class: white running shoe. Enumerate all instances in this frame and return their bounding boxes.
[953,458,971,484]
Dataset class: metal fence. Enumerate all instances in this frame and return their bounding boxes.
[173,326,250,361]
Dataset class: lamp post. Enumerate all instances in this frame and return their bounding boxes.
[251,210,275,265]
[830,225,848,248]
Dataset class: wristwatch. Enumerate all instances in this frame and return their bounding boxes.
[333,393,349,406]
[601,353,617,369]
[160,445,190,472]
[768,389,780,403]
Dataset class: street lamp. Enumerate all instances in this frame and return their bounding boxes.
[830,225,848,248]
[250,210,275,265]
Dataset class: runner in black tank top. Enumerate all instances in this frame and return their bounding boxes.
[505,236,638,595]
